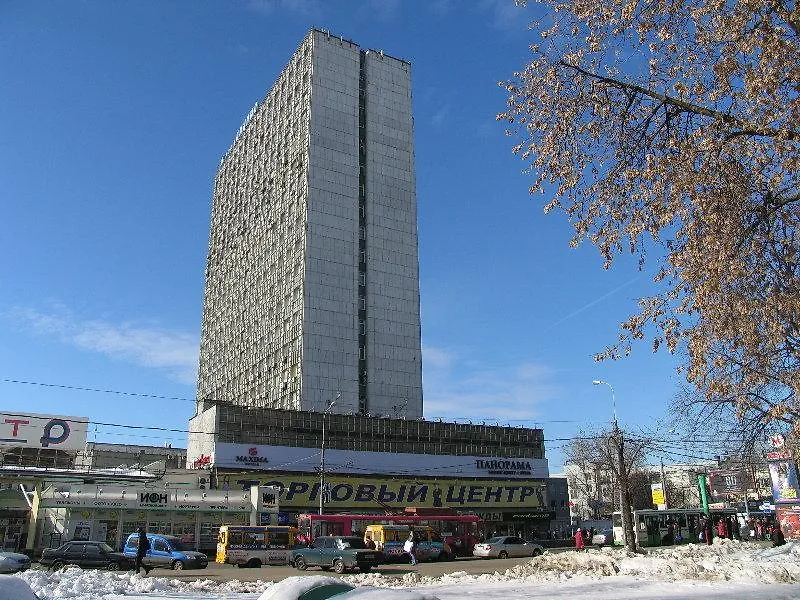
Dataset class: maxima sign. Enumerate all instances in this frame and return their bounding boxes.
[210,443,549,479]
[0,412,88,452]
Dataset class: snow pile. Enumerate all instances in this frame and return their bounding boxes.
[620,540,800,583]
[346,542,800,588]
[12,541,800,600]
[17,566,269,599]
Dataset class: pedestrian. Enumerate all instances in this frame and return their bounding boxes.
[574,528,585,551]
[716,517,728,539]
[702,516,713,546]
[135,527,151,575]
[403,532,417,565]
[771,524,786,547]
[364,533,376,550]
[730,516,740,541]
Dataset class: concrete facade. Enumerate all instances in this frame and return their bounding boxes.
[197,28,422,419]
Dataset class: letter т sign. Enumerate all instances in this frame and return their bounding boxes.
[0,413,89,452]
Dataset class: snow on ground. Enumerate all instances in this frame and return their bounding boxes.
[6,539,800,600]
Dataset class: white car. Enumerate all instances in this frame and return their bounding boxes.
[0,551,31,573]
[591,529,614,547]
[472,536,543,559]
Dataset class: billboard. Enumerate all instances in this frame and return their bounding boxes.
[220,472,548,510]
[768,461,800,502]
[0,412,88,452]
[708,469,748,499]
[651,483,665,506]
[775,504,800,540]
[210,442,550,479]
[37,485,274,513]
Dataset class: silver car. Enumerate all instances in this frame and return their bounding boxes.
[591,529,614,547]
[472,536,543,559]
[0,551,31,573]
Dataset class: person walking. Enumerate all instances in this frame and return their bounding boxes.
[403,532,417,565]
[135,527,151,575]
[730,516,740,541]
[716,518,728,540]
[574,528,585,551]
[702,516,713,545]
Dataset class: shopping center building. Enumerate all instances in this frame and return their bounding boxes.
[188,404,554,538]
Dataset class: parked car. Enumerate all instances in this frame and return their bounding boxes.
[123,533,208,571]
[472,536,543,559]
[0,551,31,573]
[40,541,134,571]
[291,535,382,574]
[592,529,614,547]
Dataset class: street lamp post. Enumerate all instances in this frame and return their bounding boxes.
[592,380,617,426]
[319,394,339,515]
[592,379,636,551]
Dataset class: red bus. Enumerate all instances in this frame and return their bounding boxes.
[296,509,484,556]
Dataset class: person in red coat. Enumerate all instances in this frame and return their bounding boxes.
[716,518,728,539]
[574,528,585,551]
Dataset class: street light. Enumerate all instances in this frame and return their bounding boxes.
[592,380,617,425]
[319,393,339,515]
[591,379,635,551]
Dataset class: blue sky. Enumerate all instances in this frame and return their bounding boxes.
[0,1,683,470]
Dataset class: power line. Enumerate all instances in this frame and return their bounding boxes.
[0,376,595,427]
[0,377,772,455]
[1,378,194,402]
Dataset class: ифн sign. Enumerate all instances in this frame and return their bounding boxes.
[230,473,548,509]
[39,486,254,512]
[0,412,89,452]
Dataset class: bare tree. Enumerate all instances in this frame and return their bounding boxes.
[501,1,800,436]
[564,428,652,549]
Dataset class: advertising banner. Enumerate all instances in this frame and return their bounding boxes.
[0,412,88,452]
[775,504,800,540]
[210,442,549,479]
[222,472,548,510]
[768,461,800,502]
[708,469,748,499]
[39,486,256,513]
[651,483,665,506]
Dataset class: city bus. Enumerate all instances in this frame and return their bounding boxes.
[297,510,483,556]
[612,508,738,547]
[216,525,298,567]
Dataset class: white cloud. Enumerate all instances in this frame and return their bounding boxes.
[8,307,199,385]
[428,0,453,18]
[366,0,401,21]
[431,104,450,127]
[478,0,531,31]
[422,345,559,424]
[247,0,323,17]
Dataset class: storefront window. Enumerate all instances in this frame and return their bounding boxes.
[173,517,196,547]
[199,514,225,550]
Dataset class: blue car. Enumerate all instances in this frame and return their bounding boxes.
[123,533,208,571]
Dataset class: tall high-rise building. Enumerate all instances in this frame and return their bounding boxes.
[196,29,422,419]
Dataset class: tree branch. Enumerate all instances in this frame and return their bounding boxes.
[560,61,800,141]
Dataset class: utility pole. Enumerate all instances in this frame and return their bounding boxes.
[614,423,637,552]
[593,379,636,551]
[660,458,669,509]
[319,394,339,515]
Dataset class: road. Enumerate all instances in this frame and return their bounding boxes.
[146,554,555,582]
